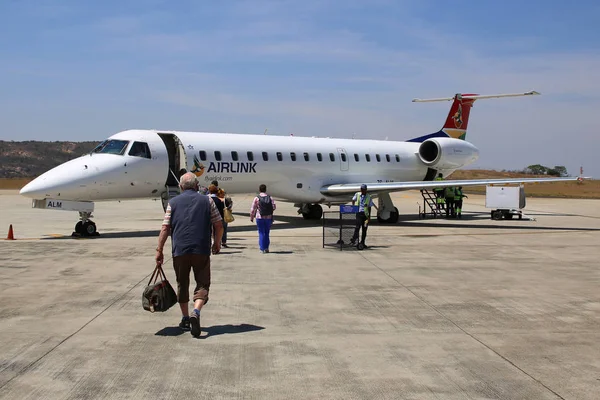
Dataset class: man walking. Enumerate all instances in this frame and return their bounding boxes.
[250,184,276,253]
[350,184,377,249]
[156,172,223,337]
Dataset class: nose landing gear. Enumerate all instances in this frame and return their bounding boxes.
[73,212,99,237]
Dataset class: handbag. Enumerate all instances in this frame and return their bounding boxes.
[224,208,235,223]
[142,264,178,313]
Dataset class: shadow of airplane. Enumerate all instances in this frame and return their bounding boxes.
[41,208,599,241]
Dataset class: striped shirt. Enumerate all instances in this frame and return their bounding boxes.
[250,193,276,220]
[163,196,222,226]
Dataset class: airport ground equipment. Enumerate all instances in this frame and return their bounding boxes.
[323,205,361,250]
[418,189,445,218]
[485,185,529,220]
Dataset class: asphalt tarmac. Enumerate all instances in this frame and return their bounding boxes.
[0,190,599,399]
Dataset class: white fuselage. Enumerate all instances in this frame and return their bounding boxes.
[19,129,474,204]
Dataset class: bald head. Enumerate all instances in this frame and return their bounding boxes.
[179,172,199,191]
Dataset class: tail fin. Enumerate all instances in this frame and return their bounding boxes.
[440,94,476,140]
[407,90,540,143]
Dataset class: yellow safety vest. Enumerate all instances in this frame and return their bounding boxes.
[355,192,372,218]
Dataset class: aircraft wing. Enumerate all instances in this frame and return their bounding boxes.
[320,176,585,196]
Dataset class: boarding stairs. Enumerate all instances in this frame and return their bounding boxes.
[419,189,445,218]
[161,185,180,212]
[160,169,182,211]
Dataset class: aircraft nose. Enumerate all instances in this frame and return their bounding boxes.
[19,178,49,199]
[18,156,93,200]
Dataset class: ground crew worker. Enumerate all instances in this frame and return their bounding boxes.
[350,184,378,249]
[445,186,456,217]
[454,186,468,219]
[434,173,445,210]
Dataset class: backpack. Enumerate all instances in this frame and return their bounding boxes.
[258,195,273,216]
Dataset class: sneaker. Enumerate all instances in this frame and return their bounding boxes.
[222,243,228,248]
[190,312,201,337]
[179,316,190,331]
[264,249,269,253]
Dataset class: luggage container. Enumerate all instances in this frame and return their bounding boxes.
[485,185,526,220]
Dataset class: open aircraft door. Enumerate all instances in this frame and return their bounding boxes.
[157,133,188,211]
[157,133,188,186]
[337,148,349,171]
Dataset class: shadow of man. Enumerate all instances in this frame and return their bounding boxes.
[155,323,265,339]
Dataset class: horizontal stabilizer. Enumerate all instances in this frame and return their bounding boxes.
[412,90,540,103]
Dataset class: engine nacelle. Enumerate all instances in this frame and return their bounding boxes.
[418,137,479,170]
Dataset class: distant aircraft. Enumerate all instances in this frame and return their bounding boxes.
[20,90,581,236]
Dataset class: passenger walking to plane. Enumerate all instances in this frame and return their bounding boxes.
[218,188,233,248]
[155,172,223,337]
[454,186,468,219]
[350,184,378,249]
[250,184,276,253]
[445,186,456,217]
[208,185,225,248]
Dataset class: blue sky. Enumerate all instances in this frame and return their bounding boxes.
[1,0,599,177]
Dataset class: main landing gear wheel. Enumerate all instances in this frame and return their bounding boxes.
[377,207,399,224]
[302,204,323,220]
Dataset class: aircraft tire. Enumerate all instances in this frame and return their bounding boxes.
[75,221,83,234]
[309,204,323,220]
[377,207,399,224]
[83,221,97,236]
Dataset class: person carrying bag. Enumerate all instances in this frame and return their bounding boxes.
[142,263,178,313]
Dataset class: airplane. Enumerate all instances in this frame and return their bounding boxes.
[19,90,583,236]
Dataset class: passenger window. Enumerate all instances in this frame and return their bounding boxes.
[329,153,335,162]
[341,153,347,162]
[354,153,359,162]
[262,152,268,161]
[304,152,309,161]
[290,152,296,161]
[232,151,239,161]
[365,154,371,162]
[395,154,400,162]
[200,151,207,161]
[317,153,322,162]
[386,154,391,162]
[277,152,283,161]
[128,141,151,159]
[215,151,222,161]
[376,154,381,162]
[247,151,254,161]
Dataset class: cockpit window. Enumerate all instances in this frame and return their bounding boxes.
[92,140,129,155]
[128,141,151,159]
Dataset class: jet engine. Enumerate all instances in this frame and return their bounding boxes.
[417,137,479,170]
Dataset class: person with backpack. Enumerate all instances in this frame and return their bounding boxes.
[250,184,276,253]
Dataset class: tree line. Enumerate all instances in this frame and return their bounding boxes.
[525,164,569,177]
